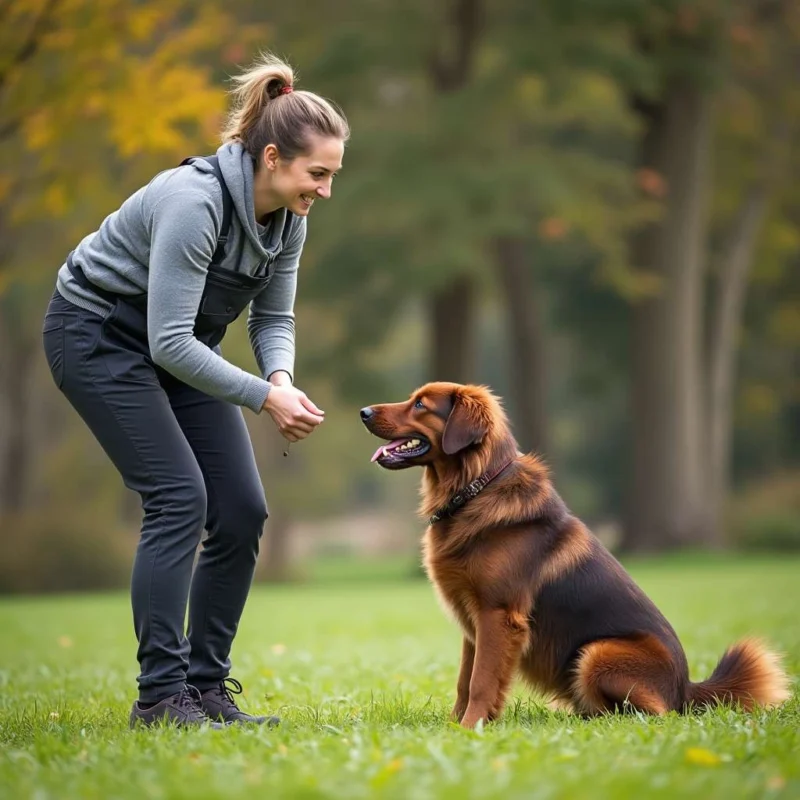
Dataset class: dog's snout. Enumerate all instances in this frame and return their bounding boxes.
[360,407,374,422]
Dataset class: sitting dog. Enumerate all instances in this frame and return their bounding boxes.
[360,382,790,728]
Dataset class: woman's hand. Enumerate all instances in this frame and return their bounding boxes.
[263,383,324,442]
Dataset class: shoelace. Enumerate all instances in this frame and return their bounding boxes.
[218,677,244,709]
[177,685,209,718]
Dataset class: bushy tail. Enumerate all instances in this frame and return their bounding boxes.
[685,638,791,712]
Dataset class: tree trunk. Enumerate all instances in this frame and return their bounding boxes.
[705,186,769,542]
[253,417,295,582]
[0,320,36,514]
[428,275,478,382]
[493,236,549,456]
[624,81,714,552]
[260,513,293,583]
[426,0,484,385]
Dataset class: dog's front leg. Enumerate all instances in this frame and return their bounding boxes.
[450,636,475,722]
[460,608,528,729]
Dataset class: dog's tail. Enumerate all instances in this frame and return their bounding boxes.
[684,638,790,712]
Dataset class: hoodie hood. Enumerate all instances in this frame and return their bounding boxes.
[216,141,287,257]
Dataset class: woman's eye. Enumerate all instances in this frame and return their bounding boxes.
[414,399,425,410]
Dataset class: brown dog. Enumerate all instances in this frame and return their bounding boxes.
[360,382,790,728]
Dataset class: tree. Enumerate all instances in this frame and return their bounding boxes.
[623,0,800,550]
[0,0,254,517]
[704,2,799,544]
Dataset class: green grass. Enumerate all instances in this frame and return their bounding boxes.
[0,556,798,799]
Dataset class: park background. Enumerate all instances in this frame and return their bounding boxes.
[1,0,799,591]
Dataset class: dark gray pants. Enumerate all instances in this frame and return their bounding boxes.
[42,290,267,702]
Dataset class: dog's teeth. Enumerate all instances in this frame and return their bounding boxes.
[410,439,419,446]
[383,447,390,457]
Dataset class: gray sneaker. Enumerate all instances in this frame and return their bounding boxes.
[200,678,280,726]
[129,685,225,729]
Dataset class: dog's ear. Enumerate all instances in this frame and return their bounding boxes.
[442,393,489,455]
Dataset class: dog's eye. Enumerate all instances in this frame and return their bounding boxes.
[414,399,425,410]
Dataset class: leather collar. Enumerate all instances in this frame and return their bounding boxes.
[429,459,515,525]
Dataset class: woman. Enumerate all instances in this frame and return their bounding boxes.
[41,53,349,729]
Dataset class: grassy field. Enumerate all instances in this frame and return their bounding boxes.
[0,555,798,799]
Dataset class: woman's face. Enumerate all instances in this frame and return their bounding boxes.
[263,134,344,217]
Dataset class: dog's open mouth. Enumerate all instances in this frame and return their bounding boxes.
[370,436,430,466]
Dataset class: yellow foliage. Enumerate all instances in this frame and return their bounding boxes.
[516,74,545,106]
[1,0,255,234]
[768,303,800,345]
[44,183,70,217]
[22,110,56,150]
[107,62,226,157]
[770,220,800,253]
[0,174,11,204]
[83,93,106,117]
[573,72,623,112]
[128,6,172,42]
[741,384,780,419]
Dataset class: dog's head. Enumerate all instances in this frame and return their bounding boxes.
[360,382,512,471]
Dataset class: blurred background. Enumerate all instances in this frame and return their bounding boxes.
[0,0,798,594]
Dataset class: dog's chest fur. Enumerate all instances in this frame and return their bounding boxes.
[422,529,481,639]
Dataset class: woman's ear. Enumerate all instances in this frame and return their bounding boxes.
[262,143,279,171]
[441,393,489,455]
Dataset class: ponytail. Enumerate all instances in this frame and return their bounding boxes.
[222,52,349,161]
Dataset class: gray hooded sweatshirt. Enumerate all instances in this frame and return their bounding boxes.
[55,141,305,414]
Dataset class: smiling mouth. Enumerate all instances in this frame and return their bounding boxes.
[370,436,431,467]
[300,194,315,207]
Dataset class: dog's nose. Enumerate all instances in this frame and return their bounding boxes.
[360,407,374,421]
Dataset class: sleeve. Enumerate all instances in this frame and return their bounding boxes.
[247,215,306,382]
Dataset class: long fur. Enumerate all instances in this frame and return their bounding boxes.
[685,638,790,711]
[362,382,792,727]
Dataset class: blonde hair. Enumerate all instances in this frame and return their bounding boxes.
[222,52,350,161]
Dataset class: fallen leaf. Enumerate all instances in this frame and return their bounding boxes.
[685,747,721,766]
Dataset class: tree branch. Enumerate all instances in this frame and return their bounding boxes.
[0,0,15,24]
[0,117,20,141]
[0,0,62,95]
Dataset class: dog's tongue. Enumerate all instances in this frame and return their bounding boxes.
[370,439,408,463]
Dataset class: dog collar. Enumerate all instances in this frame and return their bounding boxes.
[429,459,515,525]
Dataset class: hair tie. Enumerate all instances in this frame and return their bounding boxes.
[279,85,294,95]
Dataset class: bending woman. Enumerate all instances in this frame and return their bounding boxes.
[41,53,348,729]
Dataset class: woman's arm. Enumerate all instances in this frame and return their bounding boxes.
[247,216,306,384]
[146,188,272,413]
